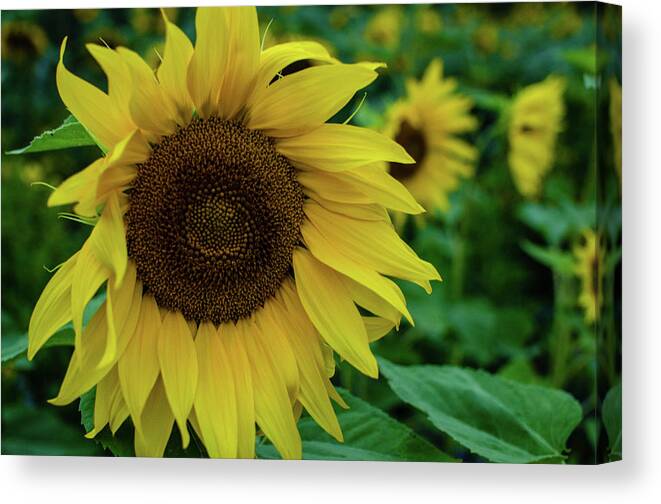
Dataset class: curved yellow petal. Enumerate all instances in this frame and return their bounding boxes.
[292,247,377,378]
[89,191,127,287]
[277,123,413,172]
[56,38,132,150]
[304,201,440,292]
[86,43,134,125]
[47,159,105,215]
[158,310,198,449]
[193,321,238,458]
[363,316,395,343]
[157,14,194,125]
[277,285,343,442]
[135,377,174,457]
[248,63,380,137]
[118,294,161,434]
[219,6,260,119]
[100,262,137,370]
[252,41,334,100]
[85,365,127,438]
[27,252,78,360]
[300,218,412,325]
[241,318,302,460]
[187,7,228,118]
[116,47,176,137]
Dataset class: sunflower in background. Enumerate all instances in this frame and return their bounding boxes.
[28,6,439,459]
[573,229,604,323]
[364,5,403,49]
[1,20,48,63]
[609,78,622,181]
[381,59,478,222]
[508,76,565,198]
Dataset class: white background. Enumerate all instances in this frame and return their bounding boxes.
[0,0,658,502]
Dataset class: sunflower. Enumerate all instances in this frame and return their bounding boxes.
[609,78,622,180]
[1,20,48,63]
[381,59,478,220]
[364,5,402,49]
[573,229,603,323]
[28,7,440,459]
[508,76,565,198]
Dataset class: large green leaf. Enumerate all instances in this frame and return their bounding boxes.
[257,388,455,462]
[1,403,100,456]
[7,115,97,155]
[602,384,622,461]
[380,359,582,463]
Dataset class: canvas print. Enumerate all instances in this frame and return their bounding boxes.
[1,2,621,464]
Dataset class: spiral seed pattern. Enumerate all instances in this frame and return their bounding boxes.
[126,117,305,324]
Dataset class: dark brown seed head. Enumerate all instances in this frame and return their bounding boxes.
[126,117,305,324]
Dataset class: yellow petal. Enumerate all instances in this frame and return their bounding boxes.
[116,47,176,137]
[134,377,174,458]
[158,310,198,449]
[363,316,395,343]
[85,365,124,438]
[277,123,413,172]
[252,41,334,99]
[219,6,260,119]
[292,247,377,378]
[248,63,380,137]
[157,13,194,125]
[86,43,134,124]
[278,284,343,441]
[100,263,137,369]
[118,294,161,434]
[47,159,104,215]
[28,253,78,360]
[300,218,412,325]
[56,37,132,150]
[193,321,238,458]
[242,318,302,460]
[221,322,256,459]
[344,275,404,326]
[89,191,127,287]
[187,7,227,118]
[304,201,440,292]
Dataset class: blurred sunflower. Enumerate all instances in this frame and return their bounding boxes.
[28,7,439,459]
[381,59,478,220]
[1,20,48,63]
[609,78,622,180]
[508,76,565,198]
[364,5,402,49]
[573,229,603,323]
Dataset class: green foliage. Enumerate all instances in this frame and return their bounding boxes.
[380,359,582,463]
[521,240,576,276]
[602,384,622,461]
[7,115,98,155]
[257,388,455,462]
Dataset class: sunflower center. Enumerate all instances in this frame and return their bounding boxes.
[126,117,305,325]
[389,120,427,181]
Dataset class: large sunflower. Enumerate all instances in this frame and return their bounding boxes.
[382,59,477,218]
[28,7,440,459]
[573,229,603,324]
[508,76,565,198]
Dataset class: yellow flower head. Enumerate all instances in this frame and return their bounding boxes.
[1,20,48,63]
[609,78,622,180]
[508,76,565,198]
[573,229,604,323]
[382,59,478,218]
[364,6,403,49]
[29,7,439,459]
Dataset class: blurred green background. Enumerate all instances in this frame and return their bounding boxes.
[1,3,621,463]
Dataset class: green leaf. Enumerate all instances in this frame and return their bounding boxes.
[7,115,97,155]
[1,293,104,363]
[79,388,135,457]
[379,359,583,463]
[1,403,100,456]
[602,384,622,461]
[257,388,455,462]
[521,240,576,276]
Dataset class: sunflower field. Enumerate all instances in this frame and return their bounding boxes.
[1,3,621,464]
